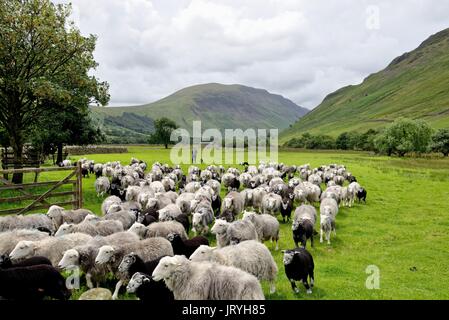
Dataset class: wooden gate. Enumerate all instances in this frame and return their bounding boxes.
[0,162,83,215]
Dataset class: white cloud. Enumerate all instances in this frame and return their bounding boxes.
[60,0,449,108]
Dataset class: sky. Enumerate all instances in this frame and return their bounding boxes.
[59,0,449,109]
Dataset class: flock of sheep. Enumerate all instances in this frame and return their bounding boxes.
[0,157,367,300]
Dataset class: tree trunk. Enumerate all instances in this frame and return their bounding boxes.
[11,136,23,184]
[56,143,64,165]
[164,143,168,149]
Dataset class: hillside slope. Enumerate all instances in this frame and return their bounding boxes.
[281,28,449,142]
[91,83,308,143]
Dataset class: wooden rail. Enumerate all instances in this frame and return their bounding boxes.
[0,163,83,215]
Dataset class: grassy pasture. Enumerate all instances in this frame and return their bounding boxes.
[1,146,449,300]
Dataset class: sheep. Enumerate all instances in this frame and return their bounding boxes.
[95,177,110,197]
[206,179,221,196]
[218,209,235,222]
[211,193,222,217]
[221,173,236,190]
[161,177,176,192]
[166,233,209,257]
[46,205,93,230]
[0,265,71,300]
[226,219,258,245]
[252,186,268,212]
[283,247,315,294]
[55,219,124,237]
[58,231,140,288]
[190,241,278,293]
[321,186,341,204]
[100,196,122,216]
[0,229,49,255]
[320,198,339,217]
[239,173,252,188]
[333,175,345,186]
[95,237,174,300]
[9,233,93,266]
[0,255,52,269]
[157,204,183,221]
[147,221,188,240]
[261,193,282,216]
[127,272,174,302]
[292,205,317,248]
[221,191,244,218]
[104,209,136,230]
[164,191,178,203]
[0,213,55,234]
[175,192,195,215]
[320,198,339,245]
[348,182,363,207]
[184,181,201,193]
[125,186,142,202]
[137,207,159,226]
[154,192,174,209]
[242,212,279,250]
[152,255,265,300]
[240,189,254,209]
[191,210,213,236]
[280,196,293,223]
[357,187,367,203]
[211,219,231,248]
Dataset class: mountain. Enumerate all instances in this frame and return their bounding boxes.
[91,83,308,143]
[281,28,449,143]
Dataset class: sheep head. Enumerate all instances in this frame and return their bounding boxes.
[118,252,137,273]
[95,245,115,265]
[127,272,150,293]
[152,256,187,281]
[10,240,35,261]
[189,245,215,262]
[58,249,80,269]
[55,223,74,237]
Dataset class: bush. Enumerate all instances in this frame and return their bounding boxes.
[430,129,449,157]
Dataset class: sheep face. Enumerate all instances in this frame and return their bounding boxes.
[146,198,158,210]
[211,219,229,235]
[152,256,187,281]
[107,204,123,214]
[282,250,296,265]
[55,223,74,237]
[223,197,233,210]
[189,245,214,262]
[127,272,149,293]
[58,249,80,269]
[47,206,65,228]
[83,214,100,223]
[191,212,205,234]
[128,223,148,239]
[242,211,256,222]
[118,253,137,273]
[10,240,34,261]
[95,245,115,265]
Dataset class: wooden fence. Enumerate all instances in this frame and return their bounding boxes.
[0,162,83,215]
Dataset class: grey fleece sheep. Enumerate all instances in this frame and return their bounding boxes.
[226,219,258,245]
[221,191,244,218]
[175,192,195,215]
[320,198,339,245]
[158,204,183,221]
[54,218,124,237]
[211,219,230,248]
[47,205,93,229]
[101,196,122,216]
[95,237,174,300]
[190,240,278,293]
[242,212,279,250]
[252,187,268,212]
[292,205,317,248]
[95,177,110,196]
[0,213,55,234]
[104,210,136,230]
[0,229,49,255]
[261,193,282,216]
[147,221,188,240]
[9,233,92,266]
[152,255,265,300]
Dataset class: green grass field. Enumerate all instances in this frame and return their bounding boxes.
[2,146,449,300]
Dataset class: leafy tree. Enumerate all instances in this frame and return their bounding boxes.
[375,118,433,156]
[430,129,449,157]
[336,132,351,150]
[149,118,179,149]
[0,0,109,182]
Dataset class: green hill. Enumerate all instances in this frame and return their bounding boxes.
[91,83,308,143]
[281,28,449,143]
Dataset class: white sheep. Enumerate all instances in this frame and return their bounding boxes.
[261,193,282,216]
[211,219,230,248]
[242,211,280,250]
[95,177,110,197]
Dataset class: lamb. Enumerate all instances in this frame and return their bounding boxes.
[280,196,293,223]
[0,213,55,233]
[292,205,317,248]
[9,233,93,266]
[190,240,278,293]
[152,255,265,300]
[47,205,93,229]
[55,219,124,237]
[226,219,258,245]
[283,247,315,294]
[147,221,188,240]
[95,237,174,300]
[95,177,110,197]
[127,272,174,302]
[211,219,230,248]
[320,198,339,245]
[191,210,214,236]
[357,187,367,203]
[0,255,52,269]
[58,231,140,288]
[221,191,244,218]
[166,233,209,257]
[0,229,49,255]
[0,265,71,300]
[242,212,279,250]
[261,193,282,216]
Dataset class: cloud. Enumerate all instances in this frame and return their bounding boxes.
[60,0,449,108]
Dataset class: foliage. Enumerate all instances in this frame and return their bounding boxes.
[149,118,179,148]
[284,133,336,150]
[430,129,449,156]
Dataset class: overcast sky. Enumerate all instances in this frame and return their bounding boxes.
[59,0,449,109]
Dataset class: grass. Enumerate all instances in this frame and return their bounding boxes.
[1,146,449,300]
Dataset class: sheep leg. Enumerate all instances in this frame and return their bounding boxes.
[275,238,279,251]
[86,273,94,289]
[309,272,315,288]
[326,230,331,245]
[302,279,312,294]
[320,228,323,243]
[112,280,123,300]
[290,279,299,294]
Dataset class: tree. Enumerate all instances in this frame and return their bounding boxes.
[430,129,449,157]
[336,132,351,150]
[374,118,433,157]
[149,118,179,149]
[0,0,109,182]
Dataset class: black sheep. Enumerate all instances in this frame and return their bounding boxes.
[0,265,71,300]
[283,247,315,294]
[357,188,367,203]
[120,254,173,302]
[95,169,102,179]
[211,194,222,217]
[0,255,52,269]
[110,184,126,201]
[127,272,174,302]
[174,213,190,233]
[229,178,240,191]
[293,220,315,248]
[218,209,235,222]
[138,207,159,226]
[81,167,89,178]
[280,197,293,223]
[348,176,357,183]
[167,233,209,257]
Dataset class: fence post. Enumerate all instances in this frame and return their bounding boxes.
[76,162,83,209]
